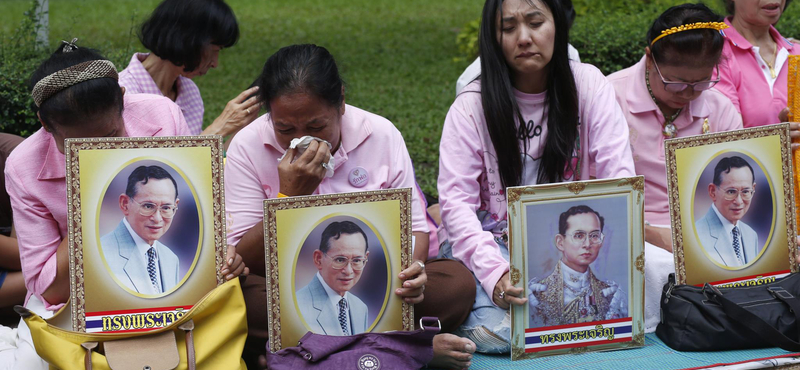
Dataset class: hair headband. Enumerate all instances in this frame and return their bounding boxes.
[31,39,119,107]
[650,21,729,47]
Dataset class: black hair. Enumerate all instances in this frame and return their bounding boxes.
[30,43,124,131]
[478,0,580,187]
[139,0,239,72]
[723,0,793,16]
[563,0,576,29]
[648,3,725,67]
[713,155,755,186]
[256,44,344,111]
[558,205,605,235]
[125,165,179,199]
[318,221,368,254]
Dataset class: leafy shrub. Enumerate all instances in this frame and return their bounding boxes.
[0,1,48,137]
[455,0,800,75]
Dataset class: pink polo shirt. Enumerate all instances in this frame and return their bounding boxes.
[224,104,429,250]
[438,62,636,299]
[5,93,191,311]
[715,17,798,127]
[119,53,205,135]
[608,57,743,226]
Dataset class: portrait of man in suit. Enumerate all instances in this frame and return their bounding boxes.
[296,220,370,336]
[101,165,181,295]
[528,205,627,327]
[695,156,760,267]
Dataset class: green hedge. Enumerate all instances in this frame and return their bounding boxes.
[456,0,800,75]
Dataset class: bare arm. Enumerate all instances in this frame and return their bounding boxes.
[0,224,20,270]
[236,221,267,277]
[412,231,429,263]
[41,237,70,305]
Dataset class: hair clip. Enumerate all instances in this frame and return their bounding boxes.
[650,22,729,46]
[61,38,79,53]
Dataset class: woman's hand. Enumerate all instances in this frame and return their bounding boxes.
[493,271,527,309]
[222,244,249,281]
[395,260,427,304]
[778,108,800,149]
[645,224,673,253]
[277,140,330,196]
[204,86,262,137]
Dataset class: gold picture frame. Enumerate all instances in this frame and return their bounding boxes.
[507,177,646,360]
[665,124,798,286]
[65,136,226,332]
[264,188,413,353]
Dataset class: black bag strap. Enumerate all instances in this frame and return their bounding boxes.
[708,284,800,352]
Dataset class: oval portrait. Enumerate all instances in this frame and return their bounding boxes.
[293,215,390,336]
[692,151,775,269]
[96,159,202,298]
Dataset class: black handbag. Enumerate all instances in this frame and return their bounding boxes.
[656,273,800,352]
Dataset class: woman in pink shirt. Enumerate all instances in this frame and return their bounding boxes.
[607,3,742,332]
[715,0,800,130]
[225,44,476,369]
[4,42,247,369]
[438,0,635,353]
[119,0,261,139]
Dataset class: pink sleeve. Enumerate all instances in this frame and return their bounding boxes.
[584,78,636,179]
[224,134,270,247]
[171,102,192,136]
[438,100,508,301]
[720,98,744,131]
[390,131,429,234]
[5,164,64,310]
[714,45,742,114]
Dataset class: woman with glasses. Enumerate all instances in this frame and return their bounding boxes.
[437,0,635,355]
[607,3,742,332]
[715,0,799,128]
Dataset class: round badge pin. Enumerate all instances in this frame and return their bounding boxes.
[358,354,380,370]
[349,167,369,187]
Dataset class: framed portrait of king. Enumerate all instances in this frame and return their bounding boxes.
[263,189,414,353]
[665,124,798,286]
[507,177,645,360]
[65,136,226,333]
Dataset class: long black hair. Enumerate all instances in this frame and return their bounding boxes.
[648,4,725,67]
[30,44,123,130]
[478,0,579,188]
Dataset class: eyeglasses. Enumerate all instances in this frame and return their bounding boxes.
[564,231,604,245]
[652,59,720,93]
[130,198,178,218]
[324,253,368,270]
[720,187,755,201]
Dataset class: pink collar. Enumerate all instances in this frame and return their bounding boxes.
[722,17,795,52]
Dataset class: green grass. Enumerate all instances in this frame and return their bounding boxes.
[0,0,483,196]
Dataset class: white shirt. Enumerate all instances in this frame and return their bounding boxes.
[316,272,351,334]
[123,217,163,294]
[560,260,590,305]
[711,203,744,265]
[751,45,789,94]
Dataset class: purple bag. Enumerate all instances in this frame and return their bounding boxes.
[264,317,441,370]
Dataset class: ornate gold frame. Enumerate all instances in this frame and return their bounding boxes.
[263,188,413,353]
[65,136,226,332]
[665,124,798,285]
[507,177,646,360]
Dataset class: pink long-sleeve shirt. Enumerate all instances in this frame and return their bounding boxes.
[6,93,191,311]
[224,104,428,250]
[438,62,636,300]
[608,57,743,226]
[715,17,798,127]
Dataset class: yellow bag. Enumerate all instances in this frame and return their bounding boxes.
[18,278,248,370]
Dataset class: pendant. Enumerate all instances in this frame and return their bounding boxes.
[663,123,677,138]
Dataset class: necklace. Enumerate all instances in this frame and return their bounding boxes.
[646,68,682,138]
[764,44,779,79]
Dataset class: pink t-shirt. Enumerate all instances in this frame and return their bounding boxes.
[715,17,798,127]
[608,57,743,226]
[224,104,429,250]
[118,53,205,135]
[5,93,191,311]
[438,62,636,299]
